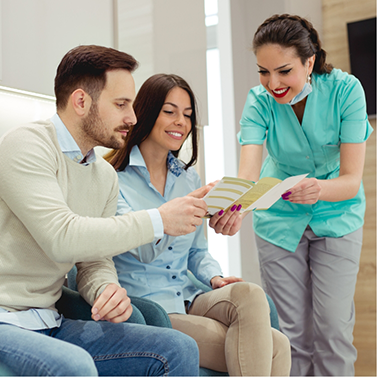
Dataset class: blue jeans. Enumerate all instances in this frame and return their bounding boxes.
[0,317,199,376]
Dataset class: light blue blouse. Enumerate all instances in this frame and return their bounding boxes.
[114,146,222,314]
[238,68,373,252]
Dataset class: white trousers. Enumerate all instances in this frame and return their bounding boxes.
[256,226,363,376]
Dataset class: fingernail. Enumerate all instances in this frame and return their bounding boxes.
[218,210,224,216]
[94,314,100,320]
[237,204,242,211]
[92,308,98,314]
[231,205,237,212]
[285,191,292,196]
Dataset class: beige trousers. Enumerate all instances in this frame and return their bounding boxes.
[169,282,291,376]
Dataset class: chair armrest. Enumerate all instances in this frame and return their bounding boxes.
[129,296,172,328]
[56,286,146,324]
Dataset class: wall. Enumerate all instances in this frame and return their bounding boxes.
[116,0,208,183]
[322,0,376,375]
[0,0,114,96]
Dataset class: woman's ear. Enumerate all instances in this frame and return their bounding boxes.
[308,54,316,75]
[70,89,92,117]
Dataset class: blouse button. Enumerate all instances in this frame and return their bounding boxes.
[168,247,173,250]
[166,266,171,269]
[306,156,310,159]
[172,275,177,279]
[176,292,181,296]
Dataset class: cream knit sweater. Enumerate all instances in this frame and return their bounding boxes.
[0,121,154,312]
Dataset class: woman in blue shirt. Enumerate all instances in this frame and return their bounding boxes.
[106,73,291,376]
[230,14,373,376]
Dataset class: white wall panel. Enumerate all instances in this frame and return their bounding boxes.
[1,0,114,96]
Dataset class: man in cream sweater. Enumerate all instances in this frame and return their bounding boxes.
[0,45,208,376]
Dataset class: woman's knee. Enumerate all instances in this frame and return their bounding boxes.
[229,282,268,308]
[272,328,291,356]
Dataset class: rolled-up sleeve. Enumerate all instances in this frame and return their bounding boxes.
[238,86,270,145]
[340,76,374,143]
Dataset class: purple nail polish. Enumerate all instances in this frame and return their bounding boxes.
[237,204,242,211]
[218,210,224,216]
[231,205,237,212]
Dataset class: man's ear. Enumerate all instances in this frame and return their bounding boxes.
[70,89,92,117]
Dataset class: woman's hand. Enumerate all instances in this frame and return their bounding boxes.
[281,177,321,204]
[210,275,244,289]
[208,205,244,236]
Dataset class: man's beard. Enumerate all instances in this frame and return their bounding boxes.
[82,102,128,150]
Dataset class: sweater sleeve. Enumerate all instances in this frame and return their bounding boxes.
[75,178,122,305]
[0,126,155,264]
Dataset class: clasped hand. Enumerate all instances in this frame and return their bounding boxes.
[91,283,132,323]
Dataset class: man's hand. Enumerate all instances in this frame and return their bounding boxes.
[91,283,132,323]
[187,181,218,199]
[158,196,207,236]
[210,275,244,289]
[208,205,244,236]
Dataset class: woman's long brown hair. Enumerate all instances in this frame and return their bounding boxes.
[105,73,199,171]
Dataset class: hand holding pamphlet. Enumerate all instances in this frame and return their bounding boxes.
[203,174,308,217]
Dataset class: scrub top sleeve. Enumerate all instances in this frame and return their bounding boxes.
[238,88,269,146]
[340,76,374,143]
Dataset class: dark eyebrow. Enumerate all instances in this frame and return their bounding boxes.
[257,64,291,71]
[164,102,192,111]
[115,97,133,103]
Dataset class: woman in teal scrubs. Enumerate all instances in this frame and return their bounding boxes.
[226,14,372,376]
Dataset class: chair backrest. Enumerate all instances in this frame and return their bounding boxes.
[67,265,78,291]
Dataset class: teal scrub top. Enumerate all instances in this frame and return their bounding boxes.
[238,68,373,252]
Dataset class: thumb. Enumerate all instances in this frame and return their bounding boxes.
[187,185,211,199]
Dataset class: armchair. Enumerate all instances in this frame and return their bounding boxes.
[59,266,280,376]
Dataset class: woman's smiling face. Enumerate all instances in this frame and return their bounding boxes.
[256,44,315,104]
[147,87,192,154]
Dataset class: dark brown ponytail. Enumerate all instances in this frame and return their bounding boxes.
[253,14,333,74]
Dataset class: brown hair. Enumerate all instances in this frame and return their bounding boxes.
[106,73,198,171]
[54,45,138,110]
[253,14,333,74]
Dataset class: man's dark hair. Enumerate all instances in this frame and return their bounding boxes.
[54,45,138,110]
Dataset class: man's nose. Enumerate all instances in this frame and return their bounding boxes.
[126,108,137,126]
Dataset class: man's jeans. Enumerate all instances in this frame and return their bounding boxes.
[0,317,199,376]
